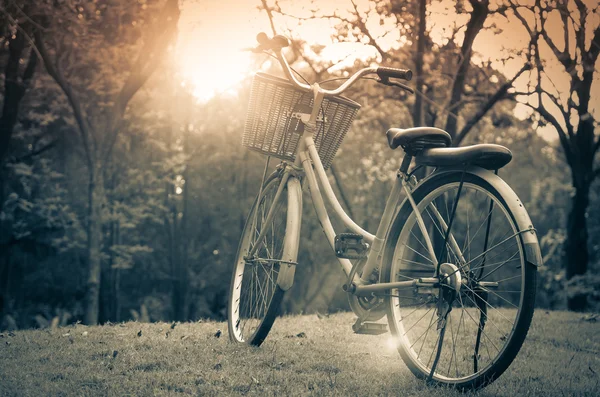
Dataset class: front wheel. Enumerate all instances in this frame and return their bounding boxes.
[382,170,537,390]
[228,172,300,346]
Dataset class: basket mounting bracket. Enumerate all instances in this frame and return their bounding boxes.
[284,110,327,124]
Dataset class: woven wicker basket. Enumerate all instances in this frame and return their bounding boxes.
[242,73,360,169]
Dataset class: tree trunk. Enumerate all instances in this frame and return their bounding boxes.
[564,179,590,311]
[179,162,190,320]
[171,201,183,321]
[84,168,104,325]
[412,0,427,127]
[173,171,190,322]
[0,27,37,167]
[444,0,489,139]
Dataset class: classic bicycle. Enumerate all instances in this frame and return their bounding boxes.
[227,33,541,391]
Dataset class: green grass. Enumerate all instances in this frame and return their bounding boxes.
[0,310,598,396]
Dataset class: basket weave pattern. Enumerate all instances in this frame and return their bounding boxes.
[242,73,360,169]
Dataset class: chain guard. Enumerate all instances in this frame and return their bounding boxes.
[347,259,386,321]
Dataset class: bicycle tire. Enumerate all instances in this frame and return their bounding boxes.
[227,172,298,346]
[382,170,537,390]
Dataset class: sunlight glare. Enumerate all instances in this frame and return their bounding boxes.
[176,1,268,102]
[175,1,379,102]
[386,336,399,351]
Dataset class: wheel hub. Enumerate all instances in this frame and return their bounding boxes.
[439,263,461,293]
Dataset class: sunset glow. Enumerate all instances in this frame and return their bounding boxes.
[175,0,528,102]
[174,0,596,143]
[175,1,267,102]
[175,1,381,102]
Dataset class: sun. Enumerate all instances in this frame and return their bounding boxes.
[177,44,253,102]
[174,1,376,103]
[175,1,268,102]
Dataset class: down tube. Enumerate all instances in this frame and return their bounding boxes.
[298,150,355,276]
[276,176,303,291]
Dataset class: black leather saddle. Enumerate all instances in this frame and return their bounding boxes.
[386,127,512,170]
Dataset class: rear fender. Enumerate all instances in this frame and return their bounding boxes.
[423,166,543,267]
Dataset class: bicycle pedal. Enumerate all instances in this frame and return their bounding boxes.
[352,319,388,335]
[335,233,368,259]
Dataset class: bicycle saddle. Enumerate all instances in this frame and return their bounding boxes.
[386,127,512,170]
[386,127,452,154]
[416,144,513,170]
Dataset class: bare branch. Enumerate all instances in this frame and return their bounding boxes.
[536,68,575,138]
[13,139,59,163]
[260,0,278,36]
[444,0,490,138]
[6,0,47,32]
[517,97,575,167]
[539,9,575,74]
[34,30,94,169]
[559,1,570,57]
[587,24,600,66]
[0,6,42,60]
[349,0,387,60]
[102,0,180,165]
[505,0,534,38]
[0,21,39,166]
[573,0,587,59]
[287,37,322,78]
[454,62,531,146]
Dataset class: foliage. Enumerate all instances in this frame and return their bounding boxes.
[1,0,599,331]
[506,0,600,310]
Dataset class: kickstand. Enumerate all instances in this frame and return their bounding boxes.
[352,316,387,335]
[427,289,455,383]
[473,290,488,372]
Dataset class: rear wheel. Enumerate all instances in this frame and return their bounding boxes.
[228,173,294,346]
[383,171,537,390]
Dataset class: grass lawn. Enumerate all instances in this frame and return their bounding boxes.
[0,310,598,396]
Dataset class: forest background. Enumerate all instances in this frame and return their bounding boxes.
[1,0,599,330]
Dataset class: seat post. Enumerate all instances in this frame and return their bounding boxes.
[399,154,412,175]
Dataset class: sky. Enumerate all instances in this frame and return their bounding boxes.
[175,0,529,99]
[174,0,599,140]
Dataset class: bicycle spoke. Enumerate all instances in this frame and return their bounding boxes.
[479,250,521,280]
[403,307,436,337]
[390,180,530,384]
[400,243,435,265]
[230,177,290,344]
[415,308,438,357]
[461,287,514,332]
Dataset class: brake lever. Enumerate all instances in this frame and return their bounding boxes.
[377,77,415,94]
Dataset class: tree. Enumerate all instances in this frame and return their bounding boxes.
[508,0,600,310]
[0,3,38,167]
[8,0,181,324]
[269,0,531,144]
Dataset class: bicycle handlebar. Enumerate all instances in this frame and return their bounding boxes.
[254,32,413,96]
[376,66,412,81]
[255,32,290,52]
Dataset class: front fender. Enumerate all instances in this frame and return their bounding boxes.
[277,177,303,291]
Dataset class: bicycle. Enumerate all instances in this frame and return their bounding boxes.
[227,33,541,391]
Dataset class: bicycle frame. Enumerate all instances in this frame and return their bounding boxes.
[232,37,543,388]
[271,83,541,297]
[269,83,443,296]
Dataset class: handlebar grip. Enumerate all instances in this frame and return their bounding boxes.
[256,32,270,45]
[256,32,289,51]
[271,35,290,48]
[376,67,413,81]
